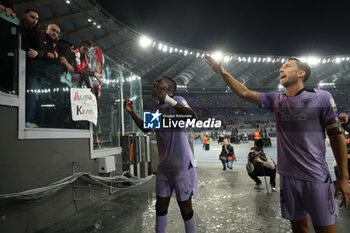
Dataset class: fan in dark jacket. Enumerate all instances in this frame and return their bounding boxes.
[219,138,236,170]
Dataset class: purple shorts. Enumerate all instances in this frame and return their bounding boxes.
[156,166,198,201]
[280,174,338,226]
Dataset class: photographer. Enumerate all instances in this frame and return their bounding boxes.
[333,112,350,182]
[246,146,277,191]
[339,112,350,134]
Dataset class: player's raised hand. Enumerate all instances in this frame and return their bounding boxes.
[205,55,224,75]
[124,99,134,112]
[152,86,167,101]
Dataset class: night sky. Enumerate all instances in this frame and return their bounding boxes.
[96,0,350,56]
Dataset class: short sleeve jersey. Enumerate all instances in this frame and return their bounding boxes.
[153,96,194,172]
[259,89,338,182]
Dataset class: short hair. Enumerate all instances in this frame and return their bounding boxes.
[79,39,93,47]
[250,147,256,151]
[162,75,177,93]
[24,9,38,14]
[47,23,60,29]
[288,57,311,83]
[46,24,61,35]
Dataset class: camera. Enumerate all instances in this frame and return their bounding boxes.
[248,151,266,163]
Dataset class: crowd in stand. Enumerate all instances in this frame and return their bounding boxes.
[328,88,350,112]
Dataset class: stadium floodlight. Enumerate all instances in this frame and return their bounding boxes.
[88,19,92,22]
[66,0,70,4]
[184,50,188,56]
[180,49,183,53]
[93,22,96,25]
[169,47,173,53]
[174,48,178,52]
[335,58,341,63]
[97,25,101,29]
[158,43,163,50]
[318,82,335,87]
[162,45,168,52]
[281,58,285,63]
[212,51,223,61]
[306,57,319,65]
[224,56,230,63]
[139,36,152,47]
[248,57,251,63]
[299,57,306,62]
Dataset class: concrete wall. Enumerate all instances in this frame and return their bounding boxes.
[0,105,104,233]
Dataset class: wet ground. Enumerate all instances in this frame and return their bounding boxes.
[39,139,350,233]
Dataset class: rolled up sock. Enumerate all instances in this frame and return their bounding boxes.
[156,214,168,233]
[184,215,196,233]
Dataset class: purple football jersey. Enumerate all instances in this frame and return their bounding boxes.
[153,96,194,171]
[259,89,338,182]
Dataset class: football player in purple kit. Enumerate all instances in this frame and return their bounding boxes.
[205,55,350,233]
[125,76,198,233]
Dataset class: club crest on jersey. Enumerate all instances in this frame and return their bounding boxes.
[301,99,311,107]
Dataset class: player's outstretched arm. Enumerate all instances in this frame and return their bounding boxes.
[124,99,150,132]
[329,133,350,208]
[205,55,261,106]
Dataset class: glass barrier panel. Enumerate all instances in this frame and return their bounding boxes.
[25,59,89,129]
[0,14,19,95]
[122,66,142,134]
[92,57,122,149]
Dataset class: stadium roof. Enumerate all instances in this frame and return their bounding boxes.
[13,0,350,92]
